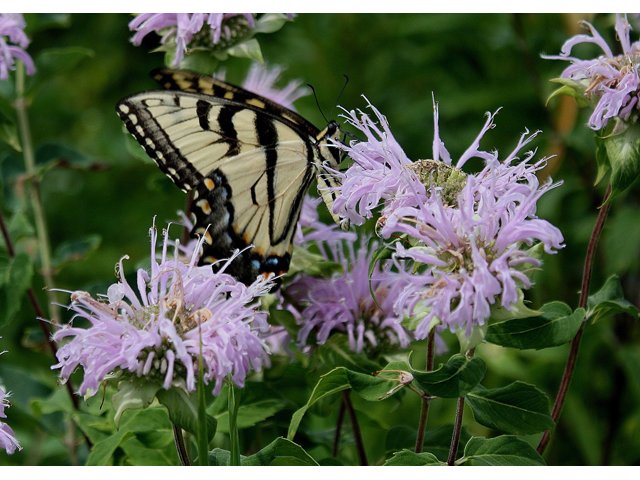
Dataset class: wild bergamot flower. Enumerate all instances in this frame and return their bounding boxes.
[52,222,273,396]
[545,14,640,131]
[330,99,564,342]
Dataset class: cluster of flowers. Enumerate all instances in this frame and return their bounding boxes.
[326,99,564,340]
[129,13,294,67]
[52,224,273,397]
[545,14,640,131]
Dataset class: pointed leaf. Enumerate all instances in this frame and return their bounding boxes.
[156,387,216,441]
[111,379,159,427]
[384,449,444,465]
[587,274,640,323]
[52,234,101,271]
[227,39,263,62]
[215,398,285,432]
[243,437,318,466]
[1,253,33,325]
[458,436,545,466]
[410,354,486,398]
[287,365,409,439]
[485,301,584,350]
[466,382,554,434]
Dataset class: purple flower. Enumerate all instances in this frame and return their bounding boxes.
[328,98,427,226]
[294,195,356,248]
[0,387,21,455]
[0,13,35,80]
[544,14,640,130]
[286,240,412,354]
[242,63,309,111]
[52,221,273,396]
[332,99,564,341]
[129,13,257,67]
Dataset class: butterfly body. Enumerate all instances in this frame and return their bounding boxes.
[116,69,342,284]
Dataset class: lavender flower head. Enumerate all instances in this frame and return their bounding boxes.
[545,14,640,130]
[0,13,35,80]
[332,100,564,341]
[52,222,273,396]
[130,13,256,66]
[287,240,412,354]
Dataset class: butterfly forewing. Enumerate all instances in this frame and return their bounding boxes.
[116,81,339,284]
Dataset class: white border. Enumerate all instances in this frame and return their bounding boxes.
[1,466,637,479]
[3,1,640,14]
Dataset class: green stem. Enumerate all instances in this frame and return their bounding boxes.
[228,382,241,466]
[196,349,209,465]
[415,329,436,453]
[14,61,59,325]
[537,184,612,454]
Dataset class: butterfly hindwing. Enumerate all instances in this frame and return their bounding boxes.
[116,84,339,284]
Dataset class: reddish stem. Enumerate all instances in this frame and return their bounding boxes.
[537,184,612,454]
[415,329,436,453]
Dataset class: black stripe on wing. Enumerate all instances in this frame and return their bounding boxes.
[116,96,203,191]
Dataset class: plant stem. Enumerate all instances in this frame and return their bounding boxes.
[14,61,60,325]
[415,329,436,453]
[447,396,465,466]
[172,424,191,466]
[0,209,81,412]
[332,395,346,457]
[228,383,241,466]
[342,390,368,466]
[447,348,474,466]
[537,184,612,455]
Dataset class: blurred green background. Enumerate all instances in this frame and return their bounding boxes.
[0,13,639,466]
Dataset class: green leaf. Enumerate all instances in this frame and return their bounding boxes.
[603,123,640,198]
[87,408,171,465]
[156,387,216,441]
[287,365,409,439]
[587,274,640,323]
[1,253,33,326]
[208,448,232,466]
[384,449,444,466]
[111,379,159,427]
[254,13,292,34]
[243,437,318,466]
[227,38,264,62]
[485,301,585,350]
[466,382,554,434]
[288,245,342,277]
[410,354,486,398]
[51,234,101,271]
[120,435,178,466]
[215,398,285,433]
[177,50,220,75]
[87,429,131,466]
[0,119,21,151]
[546,78,589,107]
[228,382,241,466]
[458,436,545,466]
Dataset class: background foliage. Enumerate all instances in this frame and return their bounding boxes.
[0,13,639,466]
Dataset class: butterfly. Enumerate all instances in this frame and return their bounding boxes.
[116,68,344,285]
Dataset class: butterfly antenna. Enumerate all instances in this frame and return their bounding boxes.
[306,83,329,125]
[333,74,349,118]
